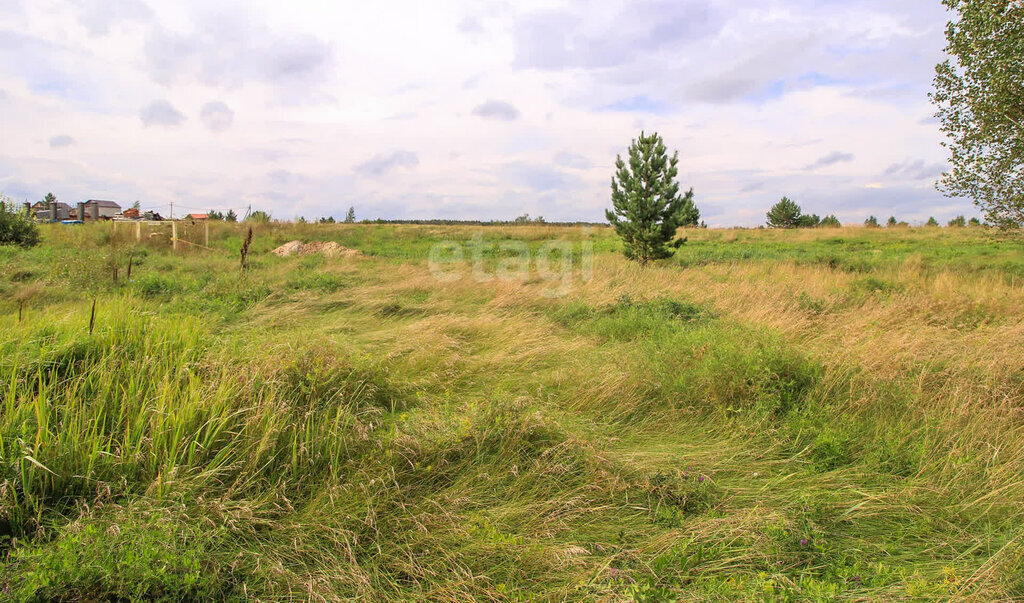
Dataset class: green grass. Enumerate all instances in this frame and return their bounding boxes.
[672,227,1024,280]
[0,222,1022,600]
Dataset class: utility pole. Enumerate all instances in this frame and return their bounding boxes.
[170,202,173,220]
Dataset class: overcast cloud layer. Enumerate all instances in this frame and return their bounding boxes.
[0,0,973,225]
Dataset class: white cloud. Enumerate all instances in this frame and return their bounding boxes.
[0,0,977,224]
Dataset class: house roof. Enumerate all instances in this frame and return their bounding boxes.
[85,200,122,208]
[188,213,209,219]
[33,202,72,210]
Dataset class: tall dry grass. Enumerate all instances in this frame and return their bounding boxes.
[1,221,1022,599]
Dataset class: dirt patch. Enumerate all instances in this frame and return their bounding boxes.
[272,240,363,258]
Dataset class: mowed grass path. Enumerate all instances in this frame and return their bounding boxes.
[1,223,1022,600]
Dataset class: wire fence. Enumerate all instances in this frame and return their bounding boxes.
[111,219,216,253]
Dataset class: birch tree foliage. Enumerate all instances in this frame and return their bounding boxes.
[932,0,1024,227]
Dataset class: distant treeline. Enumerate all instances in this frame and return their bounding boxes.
[766,197,985,229]
[360,218,611,227]
[289,211,609,227]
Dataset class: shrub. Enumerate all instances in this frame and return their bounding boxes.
[246,210,271,223]
[798,213,821,228]
[819,214,842,228]
[0,196,40,247]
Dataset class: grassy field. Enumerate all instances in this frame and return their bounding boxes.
[1,222,1023,600]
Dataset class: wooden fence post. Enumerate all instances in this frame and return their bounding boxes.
[205,221,210,247]
[136,221,142,242]
[172,221,178,252]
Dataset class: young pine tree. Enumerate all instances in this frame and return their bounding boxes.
[606,132,698,265]
[864,215,880,228]
[766,197,803,228]
[344,206,356,223]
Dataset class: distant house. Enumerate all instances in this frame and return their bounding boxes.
[83,200,122,219]
[31,201,72,220]
[187,213,209,220]
[122,208,141,219]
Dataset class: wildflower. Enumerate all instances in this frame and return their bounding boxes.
[698,475,705,483]
[800,538,808,546]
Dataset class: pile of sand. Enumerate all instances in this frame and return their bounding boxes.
[271,240,363,258]
[271,241,304,256]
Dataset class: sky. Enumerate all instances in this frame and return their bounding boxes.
[0,0,976,226]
